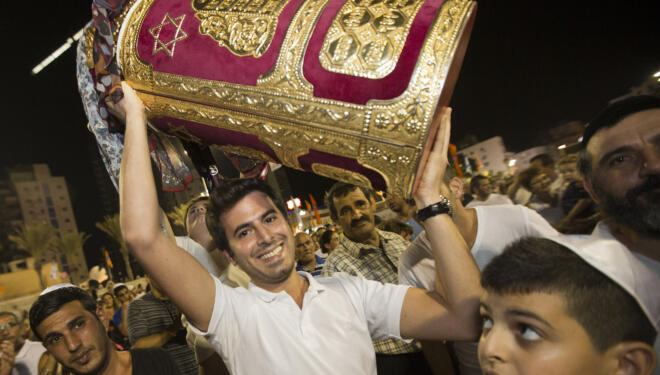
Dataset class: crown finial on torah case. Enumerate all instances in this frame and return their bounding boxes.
[112,0,476,197]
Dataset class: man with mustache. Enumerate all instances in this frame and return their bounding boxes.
[321,182,433,375]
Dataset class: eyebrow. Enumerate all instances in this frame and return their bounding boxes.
[43,315,85,342]
[232,209,277,237]
[506,308,553,328]
[598,145,637,166]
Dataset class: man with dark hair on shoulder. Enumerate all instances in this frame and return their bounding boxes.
[0,311,46,375]
[111,83,481,375]
[321,182,432,374]
[29,284,180,375]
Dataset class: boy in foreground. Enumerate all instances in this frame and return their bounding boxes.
[479,237,657,375]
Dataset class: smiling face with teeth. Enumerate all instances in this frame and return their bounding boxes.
[221,191,297,289]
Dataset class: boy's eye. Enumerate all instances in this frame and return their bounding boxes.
[481,315,493,331]
[238,229,250,238]
[519,324,542,341]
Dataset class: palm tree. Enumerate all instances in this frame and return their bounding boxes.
[167,203,188,230]
[8,223,58,274]
[52,231,90,278]
[95,214,134,280]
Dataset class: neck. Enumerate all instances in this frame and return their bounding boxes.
[96,345,131,375]
[255,270,309,308]
[476,192,489,201]
[348,230,379,247]
[606,220,660,262]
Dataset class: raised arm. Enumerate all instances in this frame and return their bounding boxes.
[399,107,482,341]
[110,82,215,331]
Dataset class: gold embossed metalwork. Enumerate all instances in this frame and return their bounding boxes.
[311,163,374,188]
[116,0,475,197]
[218,145,276,163]
[256,0,328,96]
[192,0,288,58]
[319,0,424,79]
[150,13,188,57]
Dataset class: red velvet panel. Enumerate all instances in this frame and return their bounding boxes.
[303,0,445,105]
[298,150,387,191]
[151,117,280,162]
[136,0,304,86]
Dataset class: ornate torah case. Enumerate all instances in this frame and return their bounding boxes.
[115,0,476,196]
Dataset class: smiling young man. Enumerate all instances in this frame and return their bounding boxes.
[111,82,482,375]
[29,285,180,375]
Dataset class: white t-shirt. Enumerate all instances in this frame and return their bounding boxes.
[465,193,514,209]
[13,340,46,375]
[189,272,409,375]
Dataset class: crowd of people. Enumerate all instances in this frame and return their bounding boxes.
[3,86,657,375]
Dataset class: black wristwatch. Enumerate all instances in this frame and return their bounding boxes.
[416,196,453,221]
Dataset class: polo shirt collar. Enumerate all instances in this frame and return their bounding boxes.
[247,271,326,303]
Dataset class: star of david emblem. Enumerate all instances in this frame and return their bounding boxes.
[150,13,188,57]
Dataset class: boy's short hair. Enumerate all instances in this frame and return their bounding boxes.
[206,178,287,255]
[557,153,579,166]
[324,182,375,219]
[29,287,98,341]
[481,237,656,351]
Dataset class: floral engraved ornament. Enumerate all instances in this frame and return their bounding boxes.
[192,0,288,58]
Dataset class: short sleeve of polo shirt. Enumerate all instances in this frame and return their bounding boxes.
[187,276,242,355]
[331,273,410,341]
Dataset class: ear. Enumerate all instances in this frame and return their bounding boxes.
[581,177,600,205]
[608,341,656,375]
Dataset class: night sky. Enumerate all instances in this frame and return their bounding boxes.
[1,1,659,267]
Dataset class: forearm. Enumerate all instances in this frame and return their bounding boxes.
[452,205,478,249]
[424,213,482,323]
[131,332,172,349]
[119,110,163,250]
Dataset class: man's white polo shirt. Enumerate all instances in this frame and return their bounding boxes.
[189,271,410,375]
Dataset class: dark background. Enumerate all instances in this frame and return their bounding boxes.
[1,0,659,268]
